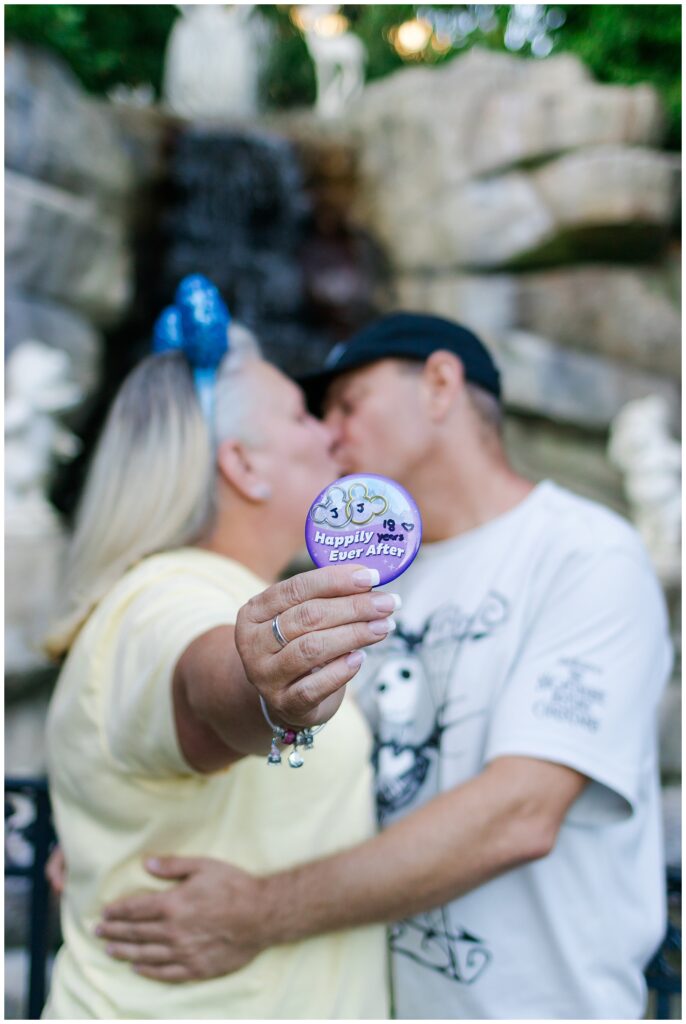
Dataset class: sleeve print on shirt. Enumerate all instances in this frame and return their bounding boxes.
[532,657,605,733]
[391,907,492,985]
[369,593,510,823]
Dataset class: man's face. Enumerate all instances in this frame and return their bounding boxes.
[322,359,430,484]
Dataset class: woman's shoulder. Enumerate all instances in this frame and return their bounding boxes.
[69,549,265,660]
[107,547,266,611]
[125,547,261,588]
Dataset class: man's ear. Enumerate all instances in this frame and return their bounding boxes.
[216,439,272,503]
[423,350,465,421]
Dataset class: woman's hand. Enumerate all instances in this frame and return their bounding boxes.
[235,564,399,728]
[46,844,66,897]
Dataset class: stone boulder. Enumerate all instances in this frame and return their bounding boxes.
[504,417,628,514]
[5,170,132,325]
[515,265,681,377]
[393,264,681,378]
[469,79,662,178]
[339,48,673,272]
[5,43,133,207]
[362,146,677,271]
[536,147,676,227]
[354,48,663,181]
[493,329,678,428]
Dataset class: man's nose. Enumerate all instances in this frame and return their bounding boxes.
[322,410,343,449]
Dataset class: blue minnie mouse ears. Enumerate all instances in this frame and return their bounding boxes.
[153,274,232,426]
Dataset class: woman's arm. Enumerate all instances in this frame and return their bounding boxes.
[172,624,268,771]
[172,564,397,771]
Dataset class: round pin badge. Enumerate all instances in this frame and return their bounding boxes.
[305,474,422,585]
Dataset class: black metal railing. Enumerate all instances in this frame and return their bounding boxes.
[3,777,683,1020]
[645,865,682,1020]
[5,777,56,1020]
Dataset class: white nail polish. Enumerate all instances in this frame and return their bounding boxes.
[346,650,366,669]
[370,617,395,636]
[353,568,381,587]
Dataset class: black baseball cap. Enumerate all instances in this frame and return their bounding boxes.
[298,312,501,417]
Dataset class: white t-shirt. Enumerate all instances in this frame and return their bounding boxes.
[354,481,671,1020]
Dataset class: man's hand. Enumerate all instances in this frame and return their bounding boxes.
[235,564,397,728]
[97,758,588,981]
[97,857,266,981]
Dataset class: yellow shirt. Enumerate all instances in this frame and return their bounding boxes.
[44,549,389,1019]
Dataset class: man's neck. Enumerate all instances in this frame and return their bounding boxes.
[407,448,535,544]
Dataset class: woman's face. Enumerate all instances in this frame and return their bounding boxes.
[250,361,340,524]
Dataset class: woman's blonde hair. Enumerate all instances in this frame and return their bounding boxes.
[45,323,261,659]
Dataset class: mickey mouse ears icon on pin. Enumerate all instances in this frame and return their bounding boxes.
[306,474,422,585]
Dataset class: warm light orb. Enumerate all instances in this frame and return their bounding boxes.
[289,6,308,31]
[314,12,349,37]
[290,4,342,34]
[394,18,433,56]
[431,32,452,53]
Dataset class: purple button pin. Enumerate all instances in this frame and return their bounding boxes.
[305,474,422,585]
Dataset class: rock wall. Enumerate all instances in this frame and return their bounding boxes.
[343,50,680,432]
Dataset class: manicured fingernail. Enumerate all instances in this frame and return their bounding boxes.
[353,568,380,587]
[146,858,160,871]
[372,593,402,613]
[346,650,366,669]
[369,617,395,635]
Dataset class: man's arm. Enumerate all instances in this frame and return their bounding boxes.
[257,755,587,936]
[98,756,587,977]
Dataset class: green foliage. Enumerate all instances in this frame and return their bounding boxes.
[4,4,177,96]
[555,5,681,149]
[4,4,681,146]
[257,6,316,108]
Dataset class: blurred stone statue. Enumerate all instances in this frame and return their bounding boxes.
[608,394,681,580]
[5,339,82,523]
[297,6,366,118]
[162,4,261,121]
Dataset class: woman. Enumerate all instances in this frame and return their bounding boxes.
[42,277,396,1019]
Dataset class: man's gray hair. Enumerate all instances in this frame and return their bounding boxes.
[465,382,504,436]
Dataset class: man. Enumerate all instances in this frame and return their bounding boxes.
[98,313,672,1019]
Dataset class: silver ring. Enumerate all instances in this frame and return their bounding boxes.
[272,614,289,649]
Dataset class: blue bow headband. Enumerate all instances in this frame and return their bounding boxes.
[153,274,231,426]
